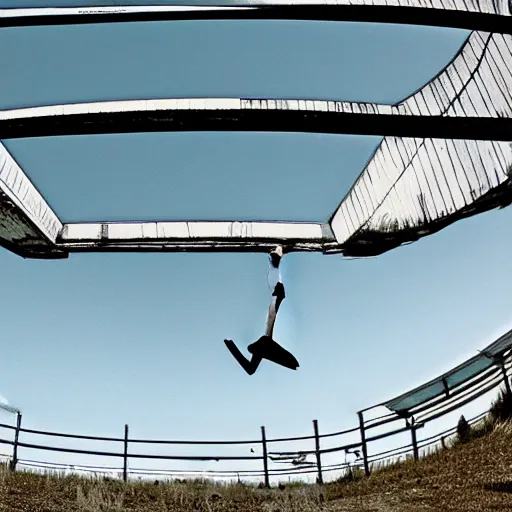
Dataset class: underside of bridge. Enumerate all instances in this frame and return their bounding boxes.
[1,1,511,33]
[0,5,510,259]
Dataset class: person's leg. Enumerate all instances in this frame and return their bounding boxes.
[253,264,299,370]
[265,246,286,339]
[224,273,283,375]
[259,248,299,370]
[265,282,285,338]
[224,246,298,374]
[224,340,262,375]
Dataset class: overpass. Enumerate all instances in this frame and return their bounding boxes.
[330,30,512,256]
[1,1,510,34]
[0,15,510,259]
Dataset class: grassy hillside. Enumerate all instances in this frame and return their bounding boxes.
[325,421,512,511]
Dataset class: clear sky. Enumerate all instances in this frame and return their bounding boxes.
[0,1,510,482]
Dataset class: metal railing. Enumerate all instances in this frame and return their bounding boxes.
[0,356,509,486]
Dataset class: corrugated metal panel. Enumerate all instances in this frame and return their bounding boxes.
[331,32,512,245]
[0,143,61,243]
[384,328,512,413]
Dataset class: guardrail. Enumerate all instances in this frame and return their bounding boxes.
[0,353,509,486]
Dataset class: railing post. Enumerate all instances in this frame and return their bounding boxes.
[357,411,370,477]
[313,419,323,485]
[10,413,22,472]
[410,417,419,461]
[123,424,129,482]
[499,360,511,395]
[261,426,270,488]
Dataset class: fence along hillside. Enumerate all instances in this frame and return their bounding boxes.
[0,329,510,485]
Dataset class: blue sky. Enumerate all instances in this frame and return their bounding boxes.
[0,3,510,480]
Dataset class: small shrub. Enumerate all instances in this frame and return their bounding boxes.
[469,415,496,440]
[456,415,471,444]
[334,466,364,485]
[489,387,512,422]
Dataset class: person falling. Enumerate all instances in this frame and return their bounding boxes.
[224,246,300,375]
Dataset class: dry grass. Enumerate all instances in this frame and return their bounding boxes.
[0,470,325,512]
[3,421,512,511]
[325,420,512,511]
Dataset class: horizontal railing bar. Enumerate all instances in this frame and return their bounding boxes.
[270,440,361,458]
[0,439,263,461]
[362,412,398,425]
[12,457,357,478]
[0,439,124,458]
[0,422,340,447]
[413,371,503,420]
[317,426,360,439]
[417,378,502,424]
[319,442,361,455]
[265,434,316,443]
[128,452,262,461]
[14,454,354,477]
[127,437,261,445]
[8,425,125,442]
[10,424,265,446]
[366,425,409,444]
[16,457,121,471]
[15,460,350,479]
[407,358,511,417]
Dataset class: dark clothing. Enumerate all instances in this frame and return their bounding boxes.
[224,271,299,375]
